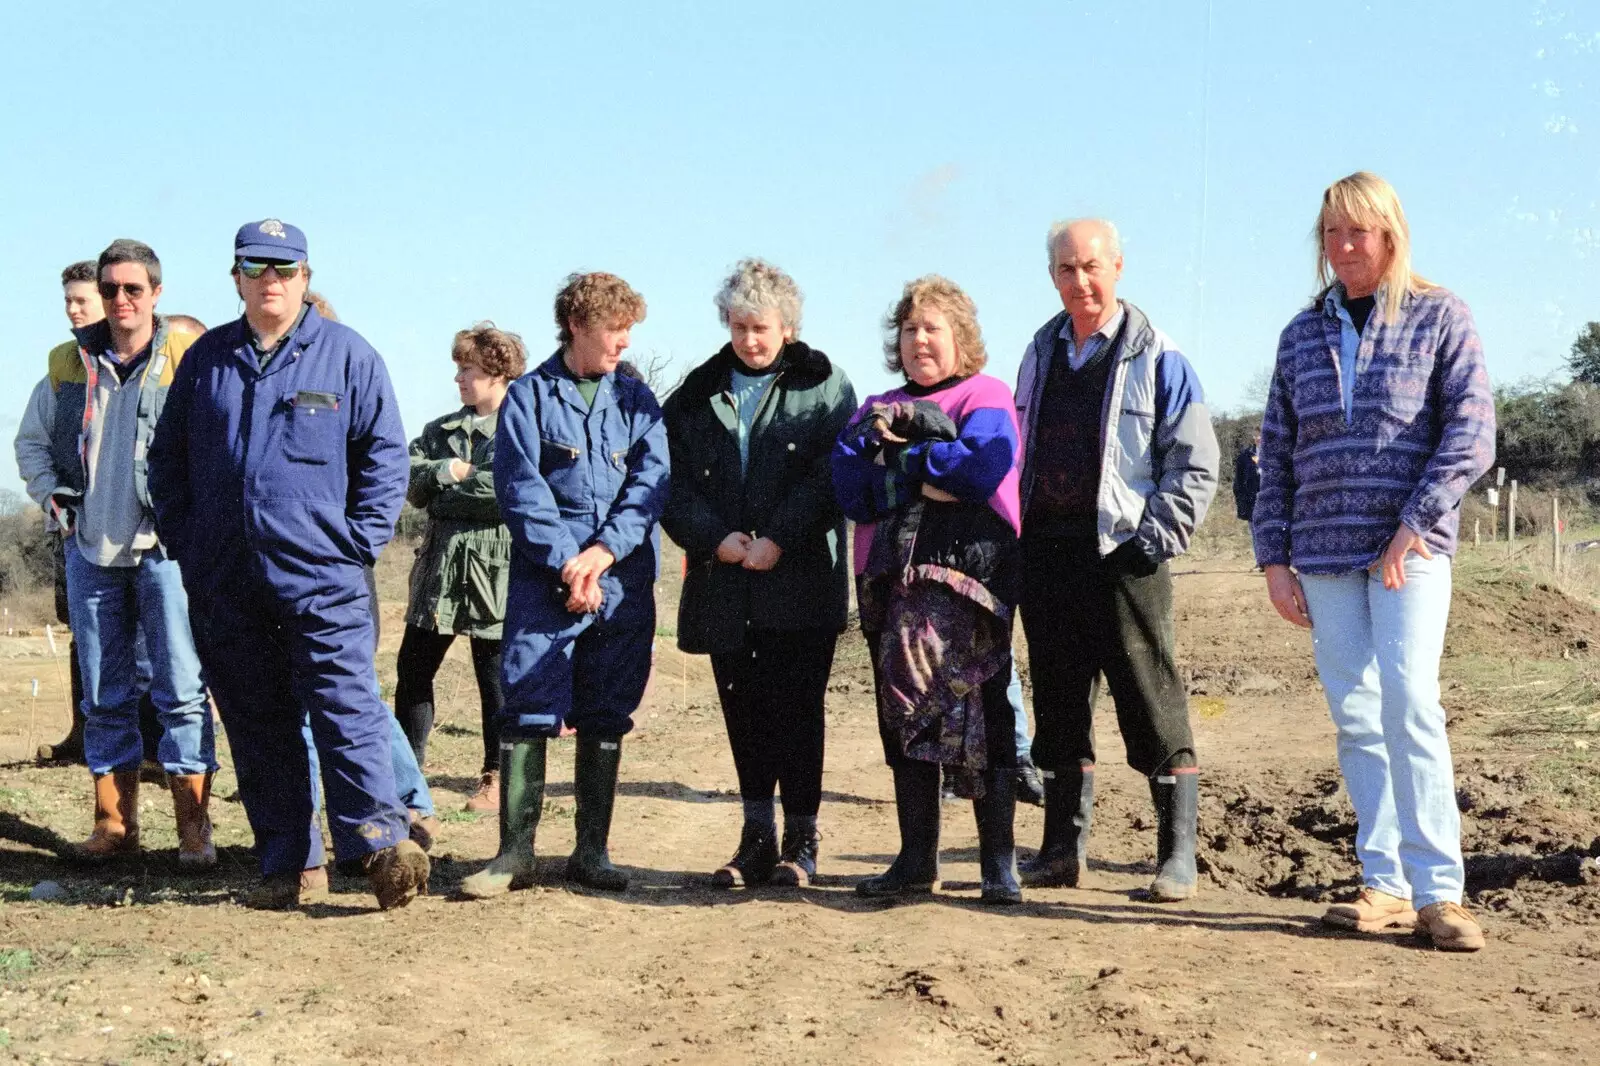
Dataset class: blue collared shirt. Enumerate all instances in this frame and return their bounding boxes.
[1324,287,1363,423]
[1058,305,1126,371]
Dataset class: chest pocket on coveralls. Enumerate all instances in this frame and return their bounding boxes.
[284,390,344,464]
[540,438,581,476]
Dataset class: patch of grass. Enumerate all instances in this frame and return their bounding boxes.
[0,787,35,808]
[1527,749,1600,809]
[172,951,212,967]
[441,809,482,824]
[130,1031,204,1062]
[0,949,35,981]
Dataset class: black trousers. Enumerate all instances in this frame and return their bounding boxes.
[709,627,837,820]
[393,623,504,773]
[1020,534,1195,777]
[862,630,1017,772]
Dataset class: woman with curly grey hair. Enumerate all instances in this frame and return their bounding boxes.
[661,258,857,888]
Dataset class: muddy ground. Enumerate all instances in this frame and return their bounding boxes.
[2,533,1599,1065]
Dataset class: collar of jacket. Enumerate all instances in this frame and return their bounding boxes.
[438,406,499,434]
[681,340,831,404]
[71,314,170,365]
[222,303,329,372]
[1032,300,1153,372]
[536,350,623,414]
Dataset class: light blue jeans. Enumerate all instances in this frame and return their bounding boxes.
[1007,661,1032,759]
[1300,554,1463,907]
[304,703,434,819]
[66,541,216,776]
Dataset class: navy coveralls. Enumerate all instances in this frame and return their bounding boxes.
[493,354,669,739]
[148,306,410,876]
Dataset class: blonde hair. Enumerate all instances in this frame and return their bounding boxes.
[1314,171,1433,321]
[883,275,987,379]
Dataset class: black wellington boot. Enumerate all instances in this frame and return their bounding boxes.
[974,767,1022,905]
[856,760,941,898]
[37,643,87,764]
[1020,765,1094,887]
[566,734,629,892]
[461,737,547,899]
[1148,770,1199,901]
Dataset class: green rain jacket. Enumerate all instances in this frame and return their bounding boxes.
[404,407,512,638]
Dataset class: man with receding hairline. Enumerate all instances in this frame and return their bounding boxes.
[1014,218,1219,901]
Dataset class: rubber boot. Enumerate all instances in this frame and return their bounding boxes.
[70,771,141,864]
[169,772,217,869]
[565,735,628,892]
[711,821,779,888]
[856,760,941,898]
[1148,769,1199,901]
[1020,765,1094,887]
[974,767,1022,904]
[37,644,87,764]
[461,738,547,899]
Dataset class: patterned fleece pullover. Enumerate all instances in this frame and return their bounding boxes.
[1252,284,1496,575]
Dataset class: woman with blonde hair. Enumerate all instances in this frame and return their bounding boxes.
[832,275,1025,905]
[1253,172,1496,951]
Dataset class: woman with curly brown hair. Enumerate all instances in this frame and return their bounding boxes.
[395,322,526,810]
[832,276,1025,905]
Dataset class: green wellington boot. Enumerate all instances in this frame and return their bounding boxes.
[565,735,629,892]
[461,738,548,899]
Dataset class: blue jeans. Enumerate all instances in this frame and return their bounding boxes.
[1007,661,1032,759]
[1300,554,1463,907]
[65,541,215,776]
[304,705,434,821]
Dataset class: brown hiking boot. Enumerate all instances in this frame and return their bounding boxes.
[363,838,431,910]
[1416,901,1486,952]
[407,809,441,853]
[242,866,329,910]
[70,771,141,864]
[465,770,500,812]
[169,773,216,869]
[1323,888,1417,933]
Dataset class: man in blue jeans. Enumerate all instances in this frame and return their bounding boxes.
[56,239,217,868]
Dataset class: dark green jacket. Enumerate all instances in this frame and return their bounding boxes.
[661,342,856,654]
[404,407,511,639]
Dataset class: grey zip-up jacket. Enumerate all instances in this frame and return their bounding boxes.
[1015,301,1219,560]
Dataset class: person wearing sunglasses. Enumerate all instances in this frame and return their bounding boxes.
[148,219,428,911]
[36,240,220,870]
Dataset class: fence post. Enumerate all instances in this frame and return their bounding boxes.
[1508,480,1518,556]
[1474,518,1481,549]
[1553,496,1562,576]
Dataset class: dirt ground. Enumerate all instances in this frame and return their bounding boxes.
[2,534,1599,1066]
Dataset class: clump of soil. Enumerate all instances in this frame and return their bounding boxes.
[1448,577,1600,661]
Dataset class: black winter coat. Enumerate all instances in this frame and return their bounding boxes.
[661,342,857,654]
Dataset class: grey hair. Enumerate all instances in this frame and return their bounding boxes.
[1046,218,1122,269]
[714,258,803,336]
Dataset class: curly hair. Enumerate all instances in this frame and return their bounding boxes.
[714,258,802,335]
[452,321,528,381]
[305,290,336,321]
[61,261,96,287]
[882,275,987,378]
[553,272,647,345]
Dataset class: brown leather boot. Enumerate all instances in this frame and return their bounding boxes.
[71,771,141,864]
[169,773,216,869]
[242,866,330,910]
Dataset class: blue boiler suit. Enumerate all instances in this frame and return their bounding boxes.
[493,354,669,739]
[147,306,410,877]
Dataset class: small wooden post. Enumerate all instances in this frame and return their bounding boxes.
[1508,480,1519,555]
[1553,497,1562,575]
[1474,518,1481,548]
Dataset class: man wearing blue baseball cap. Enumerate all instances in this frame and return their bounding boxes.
[148,219,429,910]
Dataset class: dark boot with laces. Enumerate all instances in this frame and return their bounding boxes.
[711,821,779,888]
[770,823,820,887]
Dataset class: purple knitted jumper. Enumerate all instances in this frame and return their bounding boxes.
[1252,285,1496,575]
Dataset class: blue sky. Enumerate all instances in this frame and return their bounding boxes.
[2,0,1596,497]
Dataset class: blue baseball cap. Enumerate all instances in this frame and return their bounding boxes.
[234,218,308,262]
